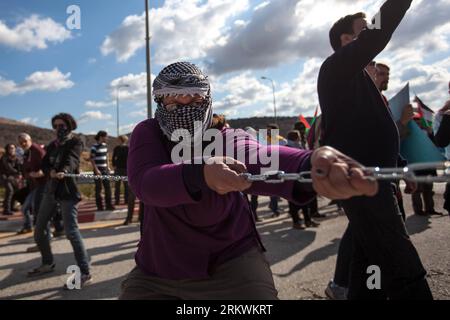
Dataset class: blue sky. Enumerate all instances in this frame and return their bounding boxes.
[1,0,449,135]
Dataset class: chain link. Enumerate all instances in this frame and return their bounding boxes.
[61,161,450,184]
[63,173,128,182]
[241,161,450,184]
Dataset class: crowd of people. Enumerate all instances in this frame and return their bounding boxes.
[1,0,450,300]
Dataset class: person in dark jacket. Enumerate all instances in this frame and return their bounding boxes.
[113,135,129,206]
[119,62,378,300]
[433,102,450,216]
[28,113,91,288]
[0,144,22,215]
[410,116,442,216]
[318,0,432,299]
[434,105,450,148]
[91,131,114,211]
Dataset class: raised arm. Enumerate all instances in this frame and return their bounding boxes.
[322,0,412,86]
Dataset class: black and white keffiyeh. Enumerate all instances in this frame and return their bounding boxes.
[153,62,213,142]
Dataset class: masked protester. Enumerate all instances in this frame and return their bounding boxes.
[28,113,92,289]
[119,62,378,300]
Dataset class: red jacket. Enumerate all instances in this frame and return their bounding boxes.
[22,143,46,189]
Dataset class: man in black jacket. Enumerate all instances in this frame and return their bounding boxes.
[434,104,450,148]
[112,135,129,206]
[318,0,432,299]
[434,101,450,216]
[28,113,92,289]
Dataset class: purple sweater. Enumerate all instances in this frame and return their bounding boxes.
[128,119,313,280]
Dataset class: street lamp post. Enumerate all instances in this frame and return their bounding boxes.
[145,0,152,119]
[116,84,130,137]
[261,76,277,124]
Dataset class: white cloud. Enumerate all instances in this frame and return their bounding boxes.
[78,111,112,124]
[119,122,139,134]
[205,0,375,74]
[85,100,115,108]
[108,72,157,107]
[275,58,323,116]
[213,72,272,112]
[109,72,148,101]
[129,109,148,118]
[0,68,74,96]
[378,52,450,112]
[101,0,249,64]
[101,14,145,62]
[19,117,39,125]
[98,0,450,120]
[254,1,270,11]
[0,15,71,51]
[212,59,322,117]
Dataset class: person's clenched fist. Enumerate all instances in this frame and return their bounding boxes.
[311,146,378,200]
[204,157,252,195]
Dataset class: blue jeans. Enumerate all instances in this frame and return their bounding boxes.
[22,189,36,229]
[34,184,90,275]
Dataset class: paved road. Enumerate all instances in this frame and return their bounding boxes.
[0,185,449,300]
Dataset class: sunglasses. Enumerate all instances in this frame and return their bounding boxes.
[163,100,205,112]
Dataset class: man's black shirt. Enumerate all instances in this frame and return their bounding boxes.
[112,145,129,169]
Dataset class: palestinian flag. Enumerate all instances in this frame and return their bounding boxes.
[307,106,321,150]
[299,115,311,129]
[414,96,434,128]
[306,106,319,134]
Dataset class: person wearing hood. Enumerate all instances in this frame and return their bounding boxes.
[119,62,378,300]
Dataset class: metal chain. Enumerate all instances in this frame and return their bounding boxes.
[63,173,128,182]
[62,161,450,184]
[241,161,450,184]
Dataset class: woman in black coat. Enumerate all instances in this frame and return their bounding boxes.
[28,113,92,289]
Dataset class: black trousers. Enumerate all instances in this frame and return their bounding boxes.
[125,189,144,231]
[392,182,406,220]
[288,201,312,224]
[340,183,432,300]
[95,168,113,210]
[309,197,319,214]
[412,183,435,214]
[444,183,450,214]
[126,189,136,222]
[246,195,259,220]
[334,224,352,288]
[114,167,129,205]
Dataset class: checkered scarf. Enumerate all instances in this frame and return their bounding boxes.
[153,62,212,142]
